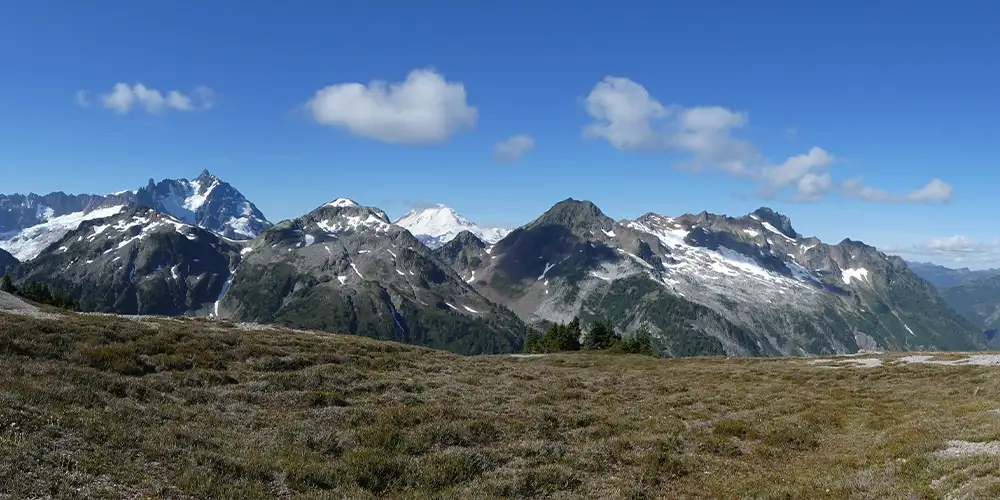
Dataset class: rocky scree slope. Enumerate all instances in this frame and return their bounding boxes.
[219,198,528,355]
[16,205,243,315]
[435,199,983,356]
[0,170,269,261]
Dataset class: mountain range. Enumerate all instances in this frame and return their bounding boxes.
[905,261,1000,289]
[0,172,990,356]
[0,170,268,261]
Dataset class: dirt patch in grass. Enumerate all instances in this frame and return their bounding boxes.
[3,312,1000,498]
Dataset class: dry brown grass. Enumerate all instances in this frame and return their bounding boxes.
[2,311,1000,499]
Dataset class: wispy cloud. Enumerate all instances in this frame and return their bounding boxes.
[843,177,953,204]
[492,135,535,163]
[304,68,477,145]
[77,83,216,114]
[74,90,91,108]
[886,235,1000,268]
[582,76,953,204]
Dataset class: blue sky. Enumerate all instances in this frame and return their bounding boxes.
[2,1,1000,267]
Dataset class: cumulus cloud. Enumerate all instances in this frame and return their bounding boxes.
[887,235,1000,268]
[492,135,535,163]
[77,83,215,114]
[582,76,952,204]
[305,68,477,145]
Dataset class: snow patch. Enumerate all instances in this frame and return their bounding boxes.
[841,267,869,285]
[761,222,795,241]
[538,262,555,280]
[325,198,358,208]
[0,205,125,261]
[742,229,759,237]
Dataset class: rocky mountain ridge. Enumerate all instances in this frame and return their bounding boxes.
[0,171,269,261]
[2,183,984,356]
[434,199,982,355]
[218,198,528,354]
[14,205,243,315]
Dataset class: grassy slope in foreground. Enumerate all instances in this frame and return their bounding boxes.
[4,312,1000,498]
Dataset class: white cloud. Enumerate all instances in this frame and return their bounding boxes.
[794,172,833,202]
[763,147,835,189]
[194,86,216,109]
[492,135,535,163]
[842,177,953,204]
[583,77,757,173]
[79,83,215,114]
[74,90,91,107]
[166,90,194,111]
[582,75,952,204]
[888,235,1000,268]
[305,68,477,145]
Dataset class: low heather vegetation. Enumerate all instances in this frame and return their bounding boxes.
[2,311,1000,498]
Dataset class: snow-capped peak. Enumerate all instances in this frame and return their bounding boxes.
[394,204,510,249]
[325,198,359,208]
[1,171,271,261]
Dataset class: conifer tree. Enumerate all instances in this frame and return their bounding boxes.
[0,274,14,294]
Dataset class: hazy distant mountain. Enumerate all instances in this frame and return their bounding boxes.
[394,204,510,249]
[905,261,1000,289]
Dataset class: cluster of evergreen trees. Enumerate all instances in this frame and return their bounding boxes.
[523,317,657,356]
[1,274,79,311]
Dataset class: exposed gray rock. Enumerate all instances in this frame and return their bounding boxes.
[16,205,242,316]
[0,170,270,262]
[220,199,529,355]
[435,200,984,356]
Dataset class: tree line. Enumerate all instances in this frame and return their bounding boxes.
[523,316,657,356]
[1,274,79,311]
